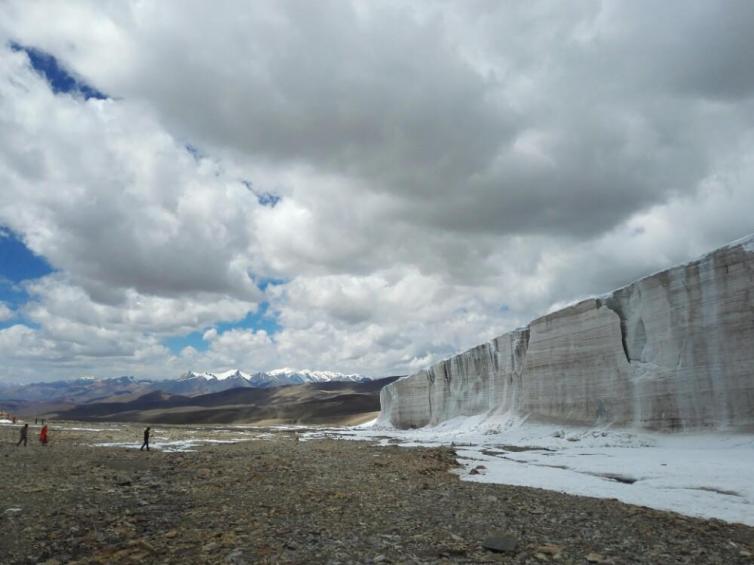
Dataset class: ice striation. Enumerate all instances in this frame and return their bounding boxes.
[380,235,754,431]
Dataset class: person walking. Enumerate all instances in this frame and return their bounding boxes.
[140,426,151,451]
[39,424,49,445]
[16,423,28,447]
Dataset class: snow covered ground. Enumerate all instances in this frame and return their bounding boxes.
[94,438,243,452]
[305,413,754,527]
[90,425,278,452]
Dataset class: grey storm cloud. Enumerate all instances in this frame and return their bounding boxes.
[98,2,513,197]
[29,0,750,242]
[601,2,754,101]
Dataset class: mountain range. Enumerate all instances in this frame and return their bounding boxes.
[171,368,368,395]
[0,369,371,415]
[54,376,400,425]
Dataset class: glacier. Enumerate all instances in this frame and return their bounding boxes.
[379,234,754,431]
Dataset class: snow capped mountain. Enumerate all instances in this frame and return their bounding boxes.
[177,368,368,390]
[213,369,253,381]
[1,369,372,405]
[179,371,214,381]
[267,368,366,382]
[178,370,252,382]
[170,369,256,395]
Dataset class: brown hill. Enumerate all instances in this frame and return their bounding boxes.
[54,377,400,425]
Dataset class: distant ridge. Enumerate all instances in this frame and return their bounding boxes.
[170,368,369,395]
[54,376,400,425]
[0,368,372,413]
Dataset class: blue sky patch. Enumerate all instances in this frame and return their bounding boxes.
[164,330,207,353]
[217,303,280,335]
[0,229,53,329]
[254,276,287,292]
[256,192,281,207]
[242,180,281,208]
[0,229,53,284]
[185,144,203,161]
[9,41,108,99]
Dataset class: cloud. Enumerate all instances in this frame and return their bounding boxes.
[0,1,752,382]
[0,47,266,303]
[0,273,263,380]
[0,303,13,322]
[8,1,751,243]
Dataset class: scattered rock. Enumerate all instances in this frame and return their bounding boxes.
[225,548,248,564]
[585,551,613,563]
[131,539,155,554]
[482,532,518,553]
[1,424,751,565]
[536,543,564,558]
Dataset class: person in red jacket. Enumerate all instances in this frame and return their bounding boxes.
[39,424,48,445]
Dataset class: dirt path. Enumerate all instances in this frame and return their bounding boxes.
[1,426,752,564]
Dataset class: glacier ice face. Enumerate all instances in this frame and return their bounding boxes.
[380,236,754,431]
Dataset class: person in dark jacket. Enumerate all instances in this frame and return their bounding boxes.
[16,423,28,447]
[140,426,151,451]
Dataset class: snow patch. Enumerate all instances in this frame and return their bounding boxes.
[94,438,244,453]
[212,369,252,381]
[308,415,754,526]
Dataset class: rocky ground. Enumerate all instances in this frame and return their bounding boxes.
[1,423,753,564]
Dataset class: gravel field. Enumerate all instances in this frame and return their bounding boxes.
[1,422,753,564]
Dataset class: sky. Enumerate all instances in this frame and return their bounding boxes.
[0,1,753,383]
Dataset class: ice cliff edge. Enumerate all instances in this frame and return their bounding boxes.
[379,235,754,431]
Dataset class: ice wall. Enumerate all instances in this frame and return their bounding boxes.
[380,236,754,431]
